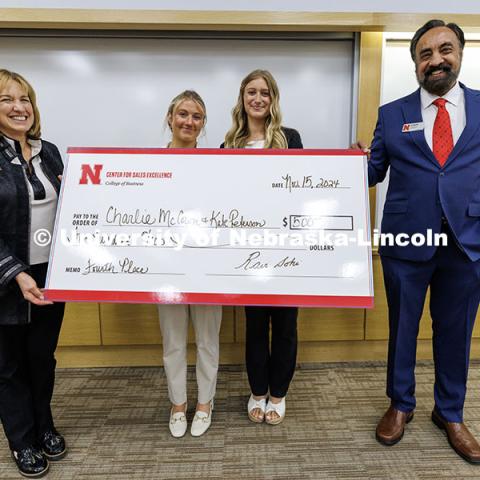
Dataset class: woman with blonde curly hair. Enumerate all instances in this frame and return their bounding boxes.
[223,69,302,425]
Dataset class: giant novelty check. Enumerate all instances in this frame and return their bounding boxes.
[45,148,373,307]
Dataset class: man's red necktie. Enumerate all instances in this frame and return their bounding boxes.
[432,98,453,167]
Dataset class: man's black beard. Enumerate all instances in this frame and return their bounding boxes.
[418,65,458,96]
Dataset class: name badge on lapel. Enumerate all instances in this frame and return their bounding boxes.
[402,122,424,133]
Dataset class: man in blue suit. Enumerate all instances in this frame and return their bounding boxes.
[366,20,480,463]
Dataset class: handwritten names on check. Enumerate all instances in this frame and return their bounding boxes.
[105,206,267,229]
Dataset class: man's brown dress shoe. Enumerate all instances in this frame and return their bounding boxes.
[376,405,414,446]
[431,410,480,464]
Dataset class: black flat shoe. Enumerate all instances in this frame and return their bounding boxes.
[39,430,67,461]
[11,446,49,478]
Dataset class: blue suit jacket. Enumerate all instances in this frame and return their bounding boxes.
[368,83,480,262]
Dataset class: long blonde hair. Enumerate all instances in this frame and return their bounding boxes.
[224,69,287,148]
[0,69,41,139]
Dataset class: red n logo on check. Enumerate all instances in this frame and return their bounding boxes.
[79,164,103,185]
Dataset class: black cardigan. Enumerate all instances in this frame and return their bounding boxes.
[0,138,63,325]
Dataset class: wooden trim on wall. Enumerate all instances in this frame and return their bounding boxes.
[356,32,383,242]
[356,32,383,157]
[1,10,480,32]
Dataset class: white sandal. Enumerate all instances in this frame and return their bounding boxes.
[265,398,286,425]
[248,394,267,423]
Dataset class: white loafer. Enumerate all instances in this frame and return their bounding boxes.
[191,400,213,437]
[247,394,267,423]
[265,397,286,425]
[169,406,188,438]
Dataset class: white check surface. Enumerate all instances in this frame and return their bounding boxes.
[46,150,373,305]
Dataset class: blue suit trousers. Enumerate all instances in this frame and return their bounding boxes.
[381,228,480,422]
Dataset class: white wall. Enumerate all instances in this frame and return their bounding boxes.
[0,36,354,157]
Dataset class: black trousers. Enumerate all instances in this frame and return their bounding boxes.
[245,306,298,398]
[0,263,64,451]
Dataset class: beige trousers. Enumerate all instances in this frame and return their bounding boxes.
[158,304,222,405]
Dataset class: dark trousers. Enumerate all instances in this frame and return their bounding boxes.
[381,229,480,423]
[0,263,64,451]
[245,306,298,398]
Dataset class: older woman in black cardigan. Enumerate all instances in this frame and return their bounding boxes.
[0,69,66,478]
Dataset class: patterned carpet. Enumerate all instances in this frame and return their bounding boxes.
[1,361,480,479]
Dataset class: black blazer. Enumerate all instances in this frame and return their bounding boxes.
[220,126,303,149]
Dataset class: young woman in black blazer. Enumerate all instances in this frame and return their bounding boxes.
[222,69,302,425]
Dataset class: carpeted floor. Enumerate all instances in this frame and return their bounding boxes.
[1,361,480,479]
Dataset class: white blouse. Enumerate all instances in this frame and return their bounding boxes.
[245,139,265,149]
